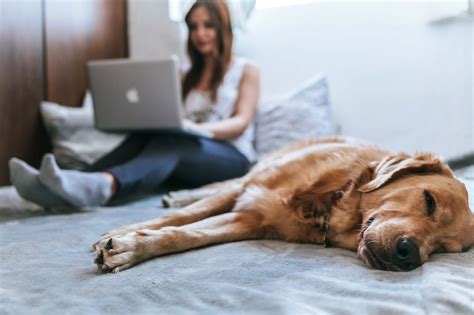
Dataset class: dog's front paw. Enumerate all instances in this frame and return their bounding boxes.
[91,224,145,251]
[93,231,150,273]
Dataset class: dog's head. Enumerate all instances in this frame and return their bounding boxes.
[357,153,473,271]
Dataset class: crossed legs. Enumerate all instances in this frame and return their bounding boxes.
[93,185,264,273]
[94,210,262,273]
[93,185,242,244]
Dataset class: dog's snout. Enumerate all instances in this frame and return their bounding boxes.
[393,238,421,271]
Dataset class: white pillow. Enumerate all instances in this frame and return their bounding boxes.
[40,92,126,170]
[254,74,337,157]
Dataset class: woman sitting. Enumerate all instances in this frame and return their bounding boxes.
[9,0,259,208]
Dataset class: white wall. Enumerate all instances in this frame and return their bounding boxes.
[128,0,182,59]
[128,0,473,160]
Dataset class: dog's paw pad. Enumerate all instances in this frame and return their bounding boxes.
[94,251,104,265]
[105,238,113,250]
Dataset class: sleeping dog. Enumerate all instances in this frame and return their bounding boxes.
[93,136,473,273]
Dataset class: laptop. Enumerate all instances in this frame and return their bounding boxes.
[87,56,212,138]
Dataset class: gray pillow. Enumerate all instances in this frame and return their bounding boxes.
[254,74,337,157]
[40,92,126,170]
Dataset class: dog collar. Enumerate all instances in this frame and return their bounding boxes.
[323,216,331,247]
[323,181,354,247]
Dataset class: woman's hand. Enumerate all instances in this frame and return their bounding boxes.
[193,63,260,141]
[183,119,214,138]
[183,119,200,131]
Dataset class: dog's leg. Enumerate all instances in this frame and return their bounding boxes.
[162,187,221,208]
[162,178,241,208]
[93,185,242,249]
[94,210,262,273]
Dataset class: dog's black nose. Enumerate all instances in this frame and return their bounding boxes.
[393,238,421,271]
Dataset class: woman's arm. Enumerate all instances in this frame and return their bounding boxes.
[187,63,260,140]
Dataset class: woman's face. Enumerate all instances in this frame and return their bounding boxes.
[188,6,217,56]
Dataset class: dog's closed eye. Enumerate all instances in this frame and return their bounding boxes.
[366,216,375,226]
[423,190,436,216]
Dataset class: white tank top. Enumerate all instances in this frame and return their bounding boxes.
[183,57,257,163]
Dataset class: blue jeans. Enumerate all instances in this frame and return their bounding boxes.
[89,132,251,201]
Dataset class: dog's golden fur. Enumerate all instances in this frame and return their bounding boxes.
[93,136,474,273]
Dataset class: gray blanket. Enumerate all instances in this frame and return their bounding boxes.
[1,168,473,314]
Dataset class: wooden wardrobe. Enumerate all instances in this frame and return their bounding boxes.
[0,0,128,186]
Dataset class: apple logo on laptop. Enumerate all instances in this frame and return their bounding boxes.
[126,88,140,103]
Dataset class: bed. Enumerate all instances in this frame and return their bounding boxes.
[1,166,473,314]
[2,3,472,311]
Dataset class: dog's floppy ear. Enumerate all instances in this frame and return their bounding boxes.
[359,152,454,193]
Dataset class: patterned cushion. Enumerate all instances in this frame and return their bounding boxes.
[254,74,337,157]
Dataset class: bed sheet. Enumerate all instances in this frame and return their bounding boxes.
[1,168,473,314]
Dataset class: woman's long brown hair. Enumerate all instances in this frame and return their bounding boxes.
[182,0,233,103]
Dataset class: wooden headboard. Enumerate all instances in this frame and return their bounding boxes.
[0,0,128,186]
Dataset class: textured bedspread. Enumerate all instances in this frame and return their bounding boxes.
[1,168,473,314]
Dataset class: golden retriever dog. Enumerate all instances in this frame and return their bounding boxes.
[93,136,474,273]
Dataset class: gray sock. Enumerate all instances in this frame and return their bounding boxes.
[9,158,70,208]
[38,154,112,207]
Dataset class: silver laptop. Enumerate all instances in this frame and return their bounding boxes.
[87,57,212,138]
